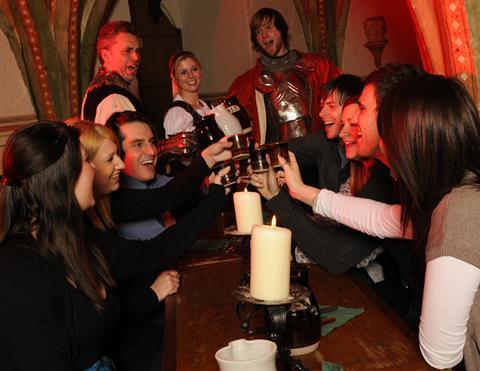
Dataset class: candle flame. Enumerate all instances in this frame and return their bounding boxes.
[244,186,248,192]
[271,215,277,228]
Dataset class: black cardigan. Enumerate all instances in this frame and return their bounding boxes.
[267,162,394,274]
[0,184,226,371]
[110,155,211,223]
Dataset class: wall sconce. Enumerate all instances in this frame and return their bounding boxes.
[364,16,388,69]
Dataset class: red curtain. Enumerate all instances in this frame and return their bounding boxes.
[407,0,478,102]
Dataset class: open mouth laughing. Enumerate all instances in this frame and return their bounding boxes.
[140,157,155,166]
[111,172,121,183]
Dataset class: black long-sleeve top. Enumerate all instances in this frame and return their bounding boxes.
[110,155,211,222]
[0,184,226,371]
[267,162,394,274]
[109,156,215,321]
[289,131,350,191]
[113,182,227,321]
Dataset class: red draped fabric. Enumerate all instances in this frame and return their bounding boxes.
[293,0,351,66]
[407,0,478,103]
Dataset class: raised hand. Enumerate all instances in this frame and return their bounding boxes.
[201,138,233,168]
[280,151,320,206]
[249,166,280,200]
[209,165,232,194]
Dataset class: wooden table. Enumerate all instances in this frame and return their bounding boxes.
[164,251,431,370]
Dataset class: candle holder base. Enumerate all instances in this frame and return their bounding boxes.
[222,229,251,255]
[224,227,251,236]
[233,283,315,370]
[234,265,322,357]
[232,283,310,305]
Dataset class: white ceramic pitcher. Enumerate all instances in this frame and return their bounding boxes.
[215,339,277,371]
[208,103,243,136]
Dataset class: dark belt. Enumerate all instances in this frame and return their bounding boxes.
[279,116,313,141]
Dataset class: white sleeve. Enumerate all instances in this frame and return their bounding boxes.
[313,189,412,239]
[94,94,136,125]
[419,256,480,369]
[163,107,196,138]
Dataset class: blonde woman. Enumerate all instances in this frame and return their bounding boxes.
[163,51,211,137]
[69,119,231,371]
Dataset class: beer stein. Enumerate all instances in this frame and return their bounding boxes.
[193,114,223,150]
[207,103,243,136]
[223,95,253,134]
[228,134,250,161]
[213,160,237,187]
[250,146,270,173]
[268,141,289,169]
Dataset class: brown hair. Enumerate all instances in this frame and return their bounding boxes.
[250,8,289,53]
[0,121,115,311]
[105,110,158,160]
[349,159,375,196]
[96,21,140,64]
[379,74,480,249]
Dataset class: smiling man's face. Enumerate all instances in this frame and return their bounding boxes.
[255,19,287,57]
[101,32,141,83]
[120,121,157,182]
[319,91,343,140]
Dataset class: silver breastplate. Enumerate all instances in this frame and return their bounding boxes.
[259,68,310,124]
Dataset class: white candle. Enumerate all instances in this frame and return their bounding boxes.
[233,189,263,234]
[250,216,291,301]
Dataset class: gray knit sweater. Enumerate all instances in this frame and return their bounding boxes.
[426,175,480,370]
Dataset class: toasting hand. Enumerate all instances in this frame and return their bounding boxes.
[249,166,280,200]
[201,138,233,168]
[279,152,320,207]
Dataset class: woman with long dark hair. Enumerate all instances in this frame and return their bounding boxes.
[0,121,229,370]
[377,75,480,369]
[265,74,480,368]
[0,122,116,370]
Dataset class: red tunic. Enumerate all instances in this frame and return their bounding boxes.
[228,50,341,143]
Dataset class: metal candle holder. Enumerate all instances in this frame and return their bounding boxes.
[232,264,322,370]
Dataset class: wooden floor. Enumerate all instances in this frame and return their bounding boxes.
[163,250,432,371]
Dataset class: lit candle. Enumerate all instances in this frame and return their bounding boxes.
[250,216,291,301]
[233,188,263,234]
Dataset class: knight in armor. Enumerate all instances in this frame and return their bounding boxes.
[81,21,196,157]
[228,8,340,144]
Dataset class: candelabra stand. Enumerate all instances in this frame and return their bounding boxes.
[232,282,312,371]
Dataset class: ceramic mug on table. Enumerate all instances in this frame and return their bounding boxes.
[215,339,277,371]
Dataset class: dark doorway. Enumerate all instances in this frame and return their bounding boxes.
[129,0,182,138]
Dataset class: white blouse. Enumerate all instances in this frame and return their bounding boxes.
[80,93,136,126]
[163,95,211,137]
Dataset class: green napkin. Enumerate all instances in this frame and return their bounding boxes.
[322,360,344,371]
[319,305,364,336]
